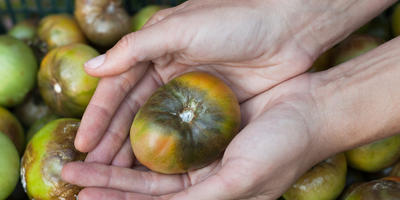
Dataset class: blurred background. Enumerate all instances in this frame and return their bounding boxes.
[0,0,186,32]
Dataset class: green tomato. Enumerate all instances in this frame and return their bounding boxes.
[346,135,400,172]
[131,5,167,31]
[0,131,20,200]
[8,20,37,41]
[0,35,37,107]
[283,154,347,200]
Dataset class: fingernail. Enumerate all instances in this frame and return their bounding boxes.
[85,54,105,69]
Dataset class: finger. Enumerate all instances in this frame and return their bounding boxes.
[171,164,246,200]
[62,162,190,195]
[84,17,190,77]
[78,187,174,200]
[74,62,148,153]
[85,68,160,163]
[142,7,176,28]
[111,138,134,167]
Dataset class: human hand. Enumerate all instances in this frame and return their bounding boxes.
[74,0,324,165]
[63,0,397,198]
[63,73,330,200]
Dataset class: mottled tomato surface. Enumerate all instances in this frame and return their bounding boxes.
[21,118,85,200]
[38,43,99,117]
[131,72,241,174]
[345,135,400,173]
[343,177,400,200]
[38,14,86,50]
[75,0,130,47]
[283,153,347,200]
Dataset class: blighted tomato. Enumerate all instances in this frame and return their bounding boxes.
[0,131,20,200]
[38,14,86,50]
[283,153,347,200]
[14,89,52,127]
[345,135,400,172]
[0,106,25,154]
[0,35,37,107]
[75,0,131,47]
[131,72,241,174]
[21,118,85,200]
[38,43,99,117]
[342,177,400,200]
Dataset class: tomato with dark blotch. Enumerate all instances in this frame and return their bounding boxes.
[131,72,241,174]
[38,43,99,117]
[345,135,400,173]
[131,5,167,31]
[0,131,20,200]
[332,35,382,66]
[283,153,347,200]
[21,118,86,200]
[0,35,37,107]
[38,14,86,50]
[26,114,60,144]
[342,177,400,200]
[14,89,52,127]
[74,0,131,47]
[0,106,25,155]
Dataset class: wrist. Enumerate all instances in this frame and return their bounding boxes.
[294,0,396,60]
[310,37,400,154]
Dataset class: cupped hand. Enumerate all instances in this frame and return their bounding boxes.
[63,73,333,200]
[74,0,320,165]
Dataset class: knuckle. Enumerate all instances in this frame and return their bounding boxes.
[117,34,135,50]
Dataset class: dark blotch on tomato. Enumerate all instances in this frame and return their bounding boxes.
[131,72,241,174]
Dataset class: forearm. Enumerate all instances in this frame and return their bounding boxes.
[311,36,400,153]
[294,0,396,59]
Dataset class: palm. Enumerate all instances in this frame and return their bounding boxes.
[63,73,325,200]
[74,0,315,162]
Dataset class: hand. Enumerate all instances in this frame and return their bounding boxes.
[65,0,396,199]
[74,0,321,165]
[63,73,330,200]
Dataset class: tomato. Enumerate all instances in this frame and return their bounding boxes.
[131,72,241,174]
[38,43,99,117]
[21,118,85,200]
[38,14,86,50]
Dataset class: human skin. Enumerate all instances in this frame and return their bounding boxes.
[63,37,400,199]
[62,0,398,199]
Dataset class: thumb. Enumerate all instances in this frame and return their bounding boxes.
[84,18,186,77]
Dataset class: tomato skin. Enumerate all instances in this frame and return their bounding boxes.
[38,43,99,117]
[342,177,400,200]
[131,72,241,174]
